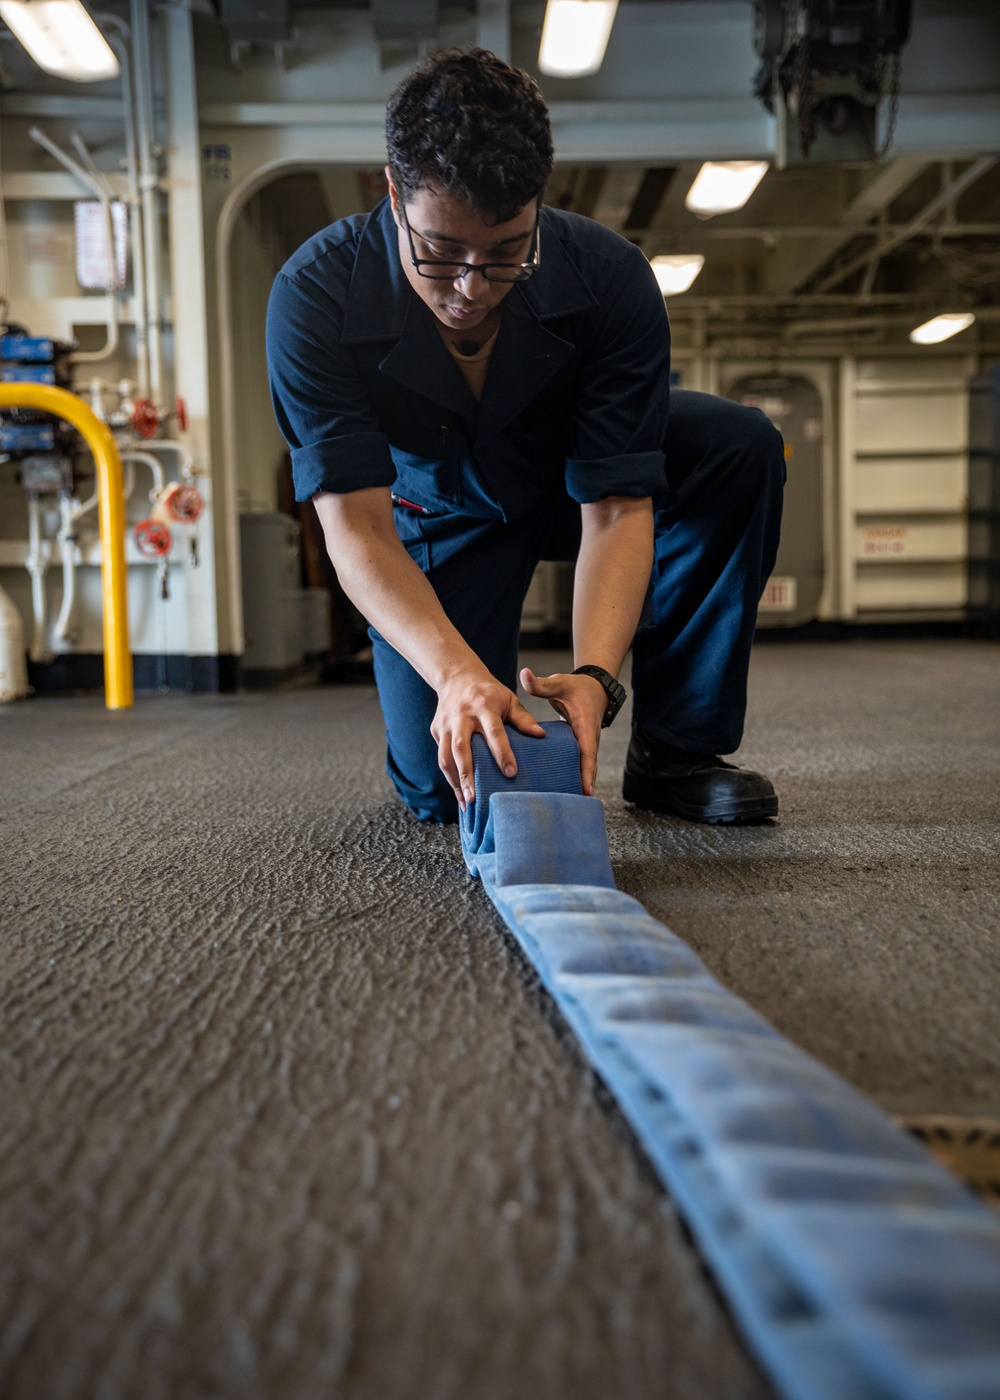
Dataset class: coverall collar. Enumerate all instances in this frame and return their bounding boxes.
[341,197,598,343]
[341,198,598,426]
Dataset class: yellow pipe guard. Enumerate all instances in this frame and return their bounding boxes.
[0,384,133,710]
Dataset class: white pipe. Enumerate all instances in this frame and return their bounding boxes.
[70,131,121,364]
[25,495,48,663]
[122,449,165,500]
[70,130,112,200]
[99,18,150,398]
[0,578,29,701]
[27,125,119,362]
[142,438,195,480]
[54,492,78,642]
[131,0,162,402]
[72,479,100,522]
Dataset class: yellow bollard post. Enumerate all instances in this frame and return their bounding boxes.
[0,384,133,710]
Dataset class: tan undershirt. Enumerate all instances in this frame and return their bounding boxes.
[441,325,500,402]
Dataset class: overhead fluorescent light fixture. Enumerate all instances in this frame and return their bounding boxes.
[685,161,768,218]
[650,254,705,296]
[0,0,119,82]
[909,312,976,345]
[538,0,619,78]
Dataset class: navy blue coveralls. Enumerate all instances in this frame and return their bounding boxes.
[267,198,784,822]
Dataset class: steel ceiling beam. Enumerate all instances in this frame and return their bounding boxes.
[814,153,997,292]
[771,155,930,294]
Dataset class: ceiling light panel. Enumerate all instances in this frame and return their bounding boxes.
[685,161,769,218]
[0,0,119,81]
[909,313,976,345]
[538,0,619,78]
[650,254,705,296]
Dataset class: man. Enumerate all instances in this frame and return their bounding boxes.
[267,48,784,825]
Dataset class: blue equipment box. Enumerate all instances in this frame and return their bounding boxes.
[0,334,56,363]
[0,422,56,452]
[1,364,56,385]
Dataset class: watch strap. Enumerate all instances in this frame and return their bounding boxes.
[573,665,627,728]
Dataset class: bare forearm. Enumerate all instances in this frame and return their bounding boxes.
[313,490,481,690]
[312,488,544,805]
[572,496,654,675]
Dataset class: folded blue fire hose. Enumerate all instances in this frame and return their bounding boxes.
[460,721,1000,1400]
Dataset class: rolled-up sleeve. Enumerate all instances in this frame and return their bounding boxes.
[266,262,396,502]
[565,245,670,505]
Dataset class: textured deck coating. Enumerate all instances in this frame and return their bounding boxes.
[602,639,1000,1121]
[2,638,998,1399]
[2,682,767,1400]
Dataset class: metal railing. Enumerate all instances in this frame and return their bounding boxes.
[0,383,132,710]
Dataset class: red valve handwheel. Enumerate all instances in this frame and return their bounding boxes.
[175,396,188,433]
[132,398,160,439]
[134,519,173,557]
[162,482,204,525]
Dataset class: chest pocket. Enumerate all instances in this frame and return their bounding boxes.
[388,423,461,513]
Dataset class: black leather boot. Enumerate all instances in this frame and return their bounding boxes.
[623,725,778,824]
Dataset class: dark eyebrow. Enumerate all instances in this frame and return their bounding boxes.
[417,227,531,249]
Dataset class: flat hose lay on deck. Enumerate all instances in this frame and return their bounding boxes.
[460,721,1000,1400]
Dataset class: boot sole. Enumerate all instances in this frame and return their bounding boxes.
[622,769,778,824]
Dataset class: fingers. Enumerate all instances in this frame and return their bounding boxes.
[519,666,551,697]
[450,727,477,807]
[431,671,551,808]
[436,725,467,811]
[577,731,599,797]
[481,716,517,781]
[508,692,546,737]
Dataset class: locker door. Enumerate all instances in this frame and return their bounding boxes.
[727,374,825,627]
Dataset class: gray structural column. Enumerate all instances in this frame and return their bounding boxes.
[164,0,241,667]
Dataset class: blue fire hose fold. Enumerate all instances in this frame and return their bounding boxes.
[459,720,1000,1400]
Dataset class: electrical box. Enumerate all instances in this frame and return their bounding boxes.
[239,512,305,674]
[20,454,73,494]
[0,330,72,457]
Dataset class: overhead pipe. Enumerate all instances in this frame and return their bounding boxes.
[27,125,120,362]
[69,131,123,364]
[130,0,163,402]
[97,15,151,398]
[0,384,132,709]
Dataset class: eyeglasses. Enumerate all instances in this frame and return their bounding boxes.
[401,207,540,283]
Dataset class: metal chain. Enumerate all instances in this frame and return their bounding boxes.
[795,37,816,159]
[874,52,902,160]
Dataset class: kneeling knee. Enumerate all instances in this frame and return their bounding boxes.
[739,407,786,499]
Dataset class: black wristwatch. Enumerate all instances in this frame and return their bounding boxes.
[573,665,627,728]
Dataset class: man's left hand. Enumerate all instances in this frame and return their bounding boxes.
[519,667,610,796]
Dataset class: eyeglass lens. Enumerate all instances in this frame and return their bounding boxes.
[403,209,538,282]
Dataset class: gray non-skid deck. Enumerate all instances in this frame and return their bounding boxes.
[1,638,997,1399]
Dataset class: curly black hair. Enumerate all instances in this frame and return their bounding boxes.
[385,48,553,224]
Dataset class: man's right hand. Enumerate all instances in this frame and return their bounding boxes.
[431,667,545,810]
[312,488,545,811]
